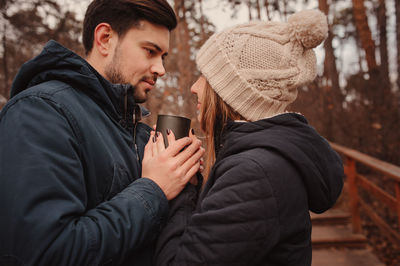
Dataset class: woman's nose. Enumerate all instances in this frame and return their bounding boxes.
[190,84,197,95]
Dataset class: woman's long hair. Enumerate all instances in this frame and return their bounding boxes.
[199,80,245,180]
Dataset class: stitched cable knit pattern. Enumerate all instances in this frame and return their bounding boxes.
[196,9,328,121]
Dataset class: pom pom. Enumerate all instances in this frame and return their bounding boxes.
[288,9,328,49]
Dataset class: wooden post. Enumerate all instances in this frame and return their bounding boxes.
[396,182,400,233]
[347,157,362,233]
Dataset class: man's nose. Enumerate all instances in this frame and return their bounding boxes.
[151,58,166,77]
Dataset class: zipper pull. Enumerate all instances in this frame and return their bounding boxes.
[135,143,139,161]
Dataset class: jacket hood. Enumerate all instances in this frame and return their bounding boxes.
[10,40,149,120]
[218,113,344,213]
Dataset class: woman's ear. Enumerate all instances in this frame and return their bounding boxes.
[93,23,117,57]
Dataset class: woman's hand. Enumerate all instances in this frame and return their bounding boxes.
[142,129,204,200]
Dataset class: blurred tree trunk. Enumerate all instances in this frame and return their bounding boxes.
[375,0,393,160]
[198,0,206,41]
[247,0,253,20]
[396,0,400,93]
[377,0,390,100]
[281,0,288,20]
[255,0,261,20]
[317,0,342,141]
[352,0,377,73]
[318,0,341,99]
[382,0,400,164]
[264,0,271,20]
[352,0,380,109]
[173,0,196,118]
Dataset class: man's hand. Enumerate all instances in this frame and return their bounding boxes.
[142,129,205,200]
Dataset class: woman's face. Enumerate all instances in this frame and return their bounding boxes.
[190,76,207,121]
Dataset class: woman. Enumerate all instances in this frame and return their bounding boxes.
[144,9,344,265]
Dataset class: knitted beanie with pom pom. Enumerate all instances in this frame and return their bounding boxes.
[196,9,328,121]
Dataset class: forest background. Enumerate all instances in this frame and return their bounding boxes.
[0,0,399,168]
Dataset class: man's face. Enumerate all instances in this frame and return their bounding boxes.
[104,21,170,103]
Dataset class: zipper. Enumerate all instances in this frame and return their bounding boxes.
[124,92,128,123]
[132,103,144,163]
[121,85,142,163]
[133,121,139,162]
[118,90,128,128]
[121,86,139,162]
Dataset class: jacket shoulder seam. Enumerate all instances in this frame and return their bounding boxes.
[2,91,84,144]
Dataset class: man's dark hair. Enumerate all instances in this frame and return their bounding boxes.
[82,0,177,55]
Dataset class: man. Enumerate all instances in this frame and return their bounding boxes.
[0,0,204,265]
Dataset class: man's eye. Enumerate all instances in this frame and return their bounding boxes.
[145,48,155,55]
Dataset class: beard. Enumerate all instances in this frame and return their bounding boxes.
[104,45,153,104]
[104,43,126,85]
[105,64,125,85]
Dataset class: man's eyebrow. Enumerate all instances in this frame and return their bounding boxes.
[143,41,168,57]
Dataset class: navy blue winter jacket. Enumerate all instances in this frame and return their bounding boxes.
[156,114,344,266]
[0,41,168,265]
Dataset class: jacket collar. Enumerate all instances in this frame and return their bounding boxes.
[11,40,149,124]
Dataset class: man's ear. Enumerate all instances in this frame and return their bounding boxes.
[93,23,117,56]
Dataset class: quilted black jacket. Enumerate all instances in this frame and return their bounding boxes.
[156,113,344,266]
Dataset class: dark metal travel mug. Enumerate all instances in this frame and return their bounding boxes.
[156,114,191,147]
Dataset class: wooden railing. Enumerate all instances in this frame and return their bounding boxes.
[331,142,400,244]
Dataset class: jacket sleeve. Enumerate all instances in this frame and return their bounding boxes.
[155,155,280,266]
[0,96,168,265]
